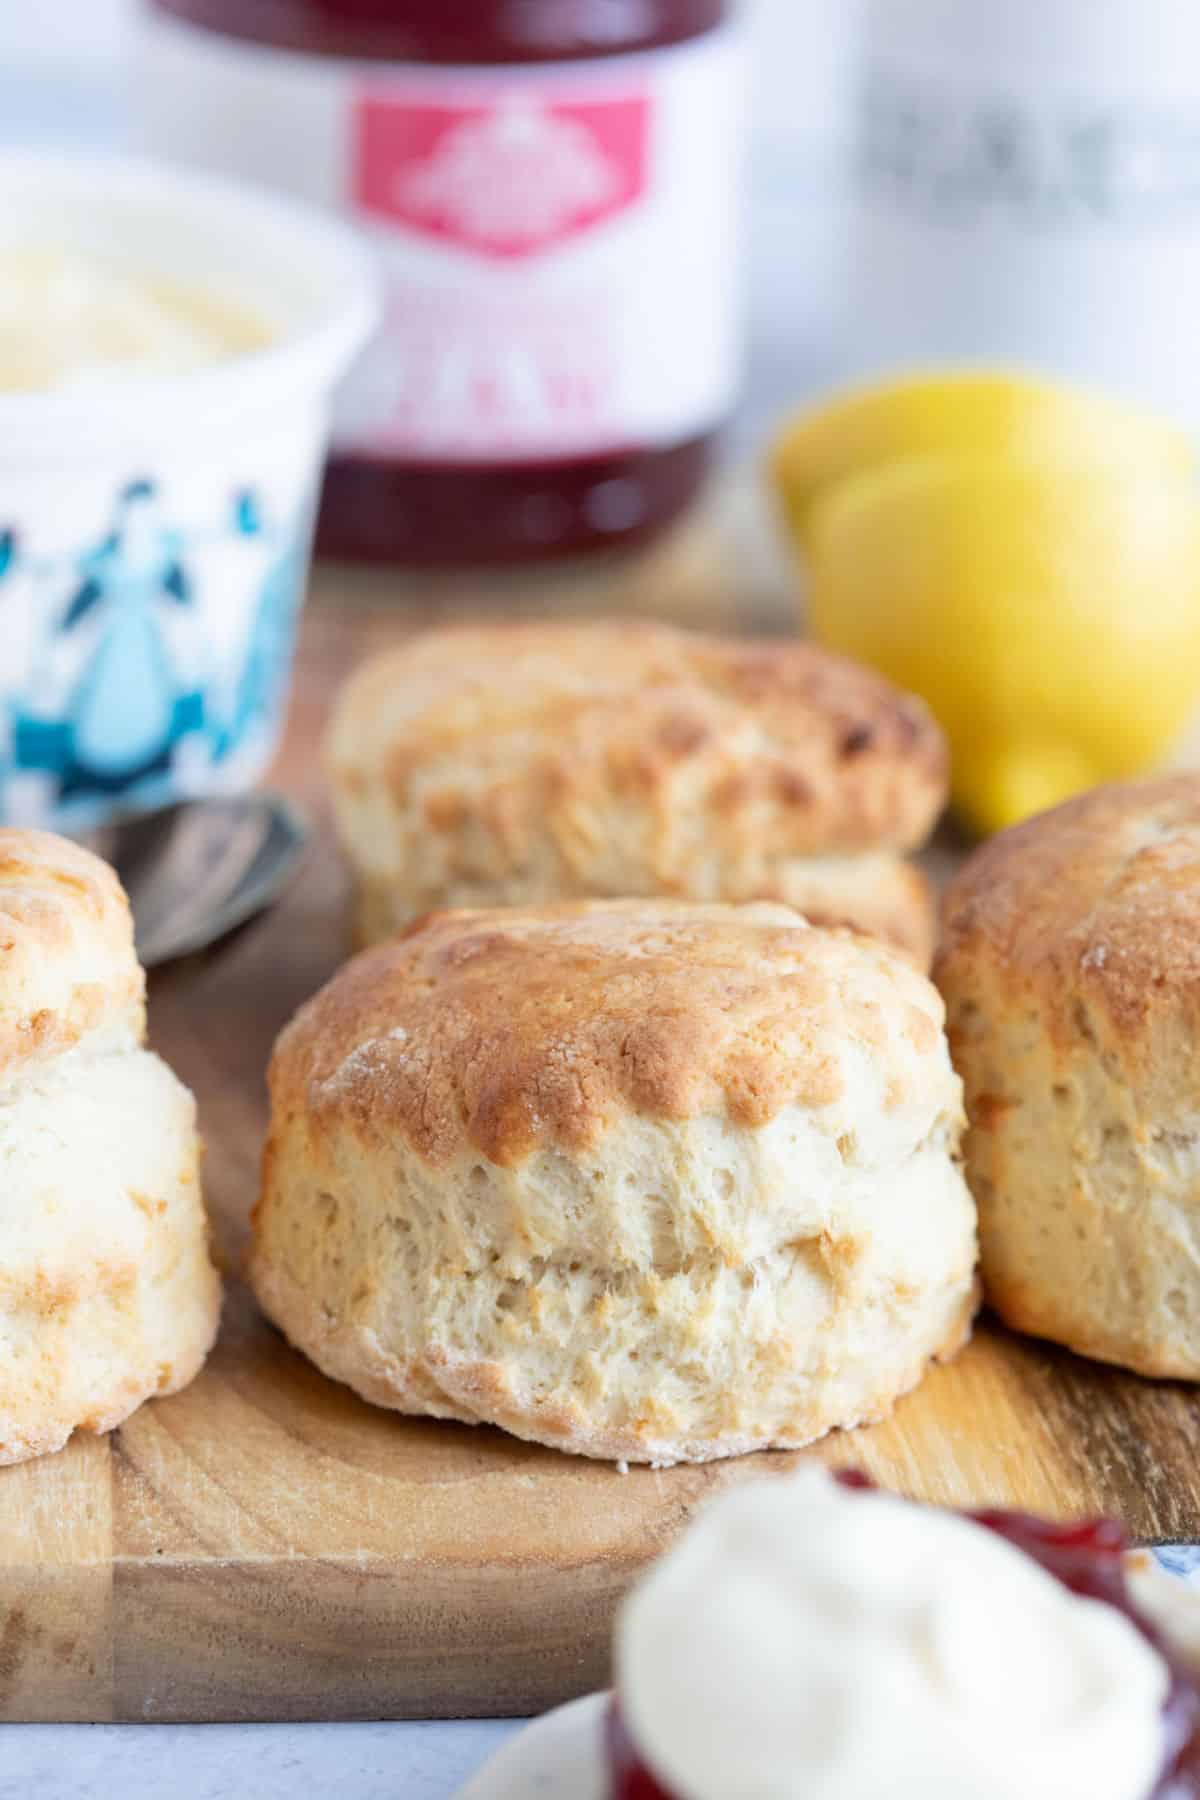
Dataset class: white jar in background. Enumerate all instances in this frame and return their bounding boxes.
[0,151,373,831]
[843,0,1200,429]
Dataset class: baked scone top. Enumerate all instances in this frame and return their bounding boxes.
[327,620,947,859]
[0,827,144,1081]
[270,900,956,1168]
[937,773,1200,1070]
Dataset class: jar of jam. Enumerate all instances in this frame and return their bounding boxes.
[138,2,743,565]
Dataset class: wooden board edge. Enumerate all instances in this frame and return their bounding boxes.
[110,1552,633,1722]
[0,1564,113,1723]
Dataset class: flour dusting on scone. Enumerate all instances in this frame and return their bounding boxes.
[250,899,976,1464]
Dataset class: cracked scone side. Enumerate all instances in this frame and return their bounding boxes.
[937,773,1200,1378]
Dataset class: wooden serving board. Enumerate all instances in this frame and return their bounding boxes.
[5,529,1200,1724]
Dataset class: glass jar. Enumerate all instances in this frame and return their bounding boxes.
[139,1,743,565]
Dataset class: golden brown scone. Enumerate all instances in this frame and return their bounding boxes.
[250,900,978,1465]
[0,827,145,1079]
[0,828,221,1465]
[936,773,1200,1378]
[326,621,946,964]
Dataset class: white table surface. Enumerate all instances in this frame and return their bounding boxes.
[0,1720,524,1800]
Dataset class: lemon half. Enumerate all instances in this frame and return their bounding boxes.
[806,453,1200,837]
[769,369,1195,549]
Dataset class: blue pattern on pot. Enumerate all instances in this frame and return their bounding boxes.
[0,476,310,829]
[1153,1544,1200,1583]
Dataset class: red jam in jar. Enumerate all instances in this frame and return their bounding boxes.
[607,1477,1200,1798]
[141,2,742,564]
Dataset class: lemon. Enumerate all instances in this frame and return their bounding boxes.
[769,369,1195,548]
[806,453,1200,837]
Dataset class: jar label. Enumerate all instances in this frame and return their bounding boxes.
[139,23,742,463]
[354,92,652,259]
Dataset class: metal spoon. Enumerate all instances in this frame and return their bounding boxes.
[78,791,308,968]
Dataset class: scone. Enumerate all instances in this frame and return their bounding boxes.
[0,829,221,1465]
[936,773,1200,1378]
[606,1467,1200,1798]
[249,900,977,1464]
[326,620,947,965]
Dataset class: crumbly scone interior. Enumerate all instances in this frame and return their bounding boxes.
[0,1026,219,1465]
[255,1094,975,1463]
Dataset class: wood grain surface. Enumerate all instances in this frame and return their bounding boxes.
[4,514,1200,1724]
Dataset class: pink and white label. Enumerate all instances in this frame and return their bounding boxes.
[354,92,651,259]
[139,22,742,463]
[344,43,740,461]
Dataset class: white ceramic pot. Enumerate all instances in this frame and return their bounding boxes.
[843,0,1200,429]
[0,151,375,830]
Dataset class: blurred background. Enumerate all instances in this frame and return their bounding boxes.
[0,0,857,446]
[6,0,1200,847]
